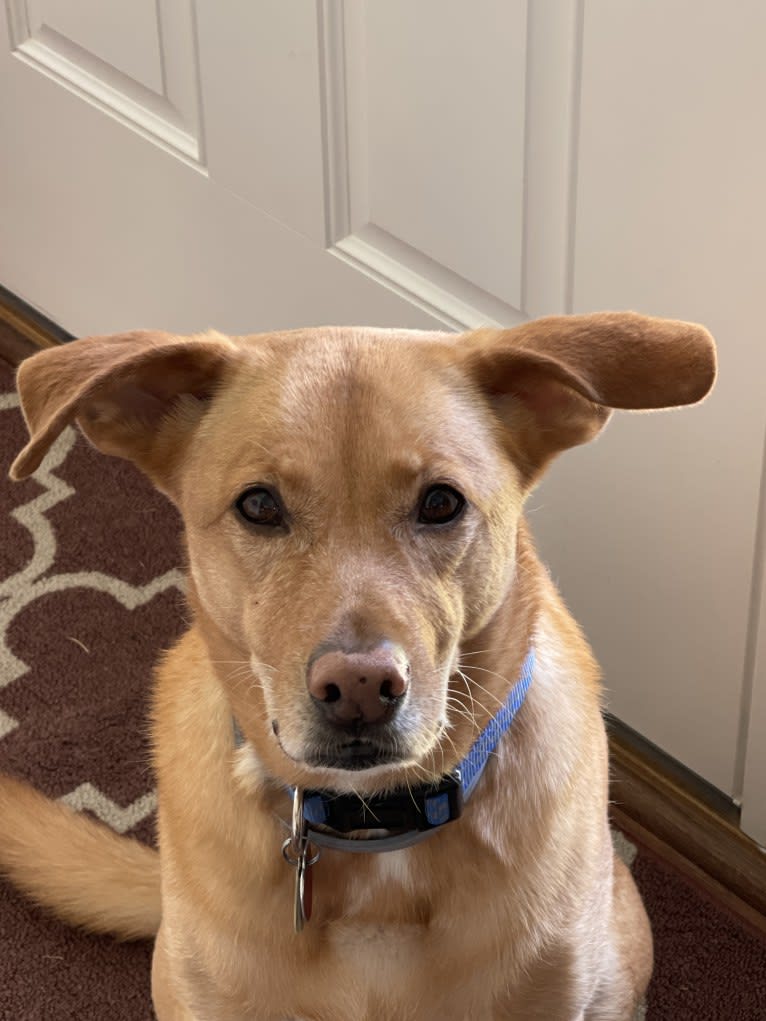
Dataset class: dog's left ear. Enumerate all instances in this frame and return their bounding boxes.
[460,312,716,482]
[10,330,241,493]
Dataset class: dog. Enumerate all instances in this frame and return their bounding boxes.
[0,313,715,1020]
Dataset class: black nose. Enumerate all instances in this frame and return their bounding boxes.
[306,643,409,730]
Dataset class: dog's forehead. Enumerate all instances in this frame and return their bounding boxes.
[228,327,466,430]
[200,327,506,492]
[277,328,453,413]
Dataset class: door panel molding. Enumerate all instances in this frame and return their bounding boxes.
[5,0,203,164]
[28,0,164,92]
[334,227,525,332]
[320,0,581,330]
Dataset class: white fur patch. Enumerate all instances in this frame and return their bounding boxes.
[611,828,638,868]
[232,740,267,792]
[374,849,413,889]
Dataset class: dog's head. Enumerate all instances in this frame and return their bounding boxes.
[10,315,715,795]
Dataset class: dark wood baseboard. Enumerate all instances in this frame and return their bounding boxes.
[0,319,46,366]
[0,284,71,365]
[610,806,766,940]
[609,729,766,922]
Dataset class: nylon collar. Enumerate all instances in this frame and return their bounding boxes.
[233,647,534,853]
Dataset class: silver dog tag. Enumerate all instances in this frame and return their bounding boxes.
[293,850,313,932]
[282,788,319,933]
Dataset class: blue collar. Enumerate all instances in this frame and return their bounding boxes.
[234,648,534,854]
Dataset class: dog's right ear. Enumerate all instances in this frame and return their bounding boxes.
[459,312,716,484]
[10,330,240,492]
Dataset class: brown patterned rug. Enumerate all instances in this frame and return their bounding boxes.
[1,348,765,1020]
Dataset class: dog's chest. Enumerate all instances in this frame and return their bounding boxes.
[297,857,502,1017]
[211,854,505,1019]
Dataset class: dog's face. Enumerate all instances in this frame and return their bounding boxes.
[178,330,525,789]
[10,316,716,795]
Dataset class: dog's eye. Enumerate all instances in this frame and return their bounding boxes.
[235,487,285,528]
[417,485,466,525]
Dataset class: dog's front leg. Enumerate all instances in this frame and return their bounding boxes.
[152,926,202,1021]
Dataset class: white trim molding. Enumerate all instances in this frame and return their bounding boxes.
[5,0,204,166]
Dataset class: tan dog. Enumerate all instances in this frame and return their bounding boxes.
[0,314,715,1020]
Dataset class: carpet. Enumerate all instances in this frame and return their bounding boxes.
[1,351,765,1020]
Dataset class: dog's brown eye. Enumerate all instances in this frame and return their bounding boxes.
[235,487,285,528]
[418,485,465,525]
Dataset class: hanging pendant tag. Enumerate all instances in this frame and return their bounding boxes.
[281,788,319,933]
[294,850,313,931]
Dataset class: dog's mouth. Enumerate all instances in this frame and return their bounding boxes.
[305,739,401,771]
[273,722,406,773]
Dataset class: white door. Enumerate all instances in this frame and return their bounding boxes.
[1,1,764,834]
[0,0,569,336]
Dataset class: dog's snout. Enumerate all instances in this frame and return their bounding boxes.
[307,644,409,728]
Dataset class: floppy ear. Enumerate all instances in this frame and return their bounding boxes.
[10,330,241,492]
[460,311,716,482]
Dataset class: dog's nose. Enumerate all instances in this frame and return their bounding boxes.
[307,643,409,728]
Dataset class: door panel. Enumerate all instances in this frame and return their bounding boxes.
[360,0,527,305]
[330,0,579,327]
[196,1,327,242]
